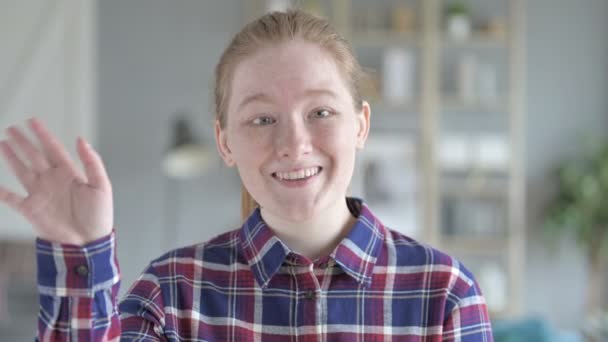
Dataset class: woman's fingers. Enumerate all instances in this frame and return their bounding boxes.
[6,125,50,172]
[0,140,36,190]
[28,118,82,178]
[0,184,24,212]
[77,137,111,191]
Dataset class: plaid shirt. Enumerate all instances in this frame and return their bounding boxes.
[36,198,492,341]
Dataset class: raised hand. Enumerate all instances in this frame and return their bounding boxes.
[0,118,113,245]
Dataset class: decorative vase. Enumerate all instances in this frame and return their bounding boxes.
[447,14,471,40]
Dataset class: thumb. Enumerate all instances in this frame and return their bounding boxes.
[77,137,111,191]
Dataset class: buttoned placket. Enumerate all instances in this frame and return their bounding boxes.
[285,259,321,341]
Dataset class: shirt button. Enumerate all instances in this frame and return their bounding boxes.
[75,265,89,277]
[305,290,316,300]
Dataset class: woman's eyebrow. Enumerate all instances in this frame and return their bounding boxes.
[304,88,337,98]
[237,88,337,111]
[237,93,273,111]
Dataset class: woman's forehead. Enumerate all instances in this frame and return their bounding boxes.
[230,41,349,105]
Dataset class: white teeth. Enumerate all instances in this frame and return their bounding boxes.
[275,167,320,180]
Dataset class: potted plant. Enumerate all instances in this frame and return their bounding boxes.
[445,1,472,40]
[544,140,608,339]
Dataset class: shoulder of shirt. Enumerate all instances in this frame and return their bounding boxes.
[145,227,244,270]
[382,226,477,287]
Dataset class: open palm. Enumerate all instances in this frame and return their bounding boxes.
[0,118,113,245]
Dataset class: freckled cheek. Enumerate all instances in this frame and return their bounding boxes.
[230,131,274,159]
[313,130,357,174]
[311,125,356,148]
[309,123,344,139]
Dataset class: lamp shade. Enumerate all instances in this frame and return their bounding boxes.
[162,116,211,179]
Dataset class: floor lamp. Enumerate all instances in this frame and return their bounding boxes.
[162,115,211,250]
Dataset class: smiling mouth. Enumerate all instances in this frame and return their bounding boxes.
[272,166,322,181]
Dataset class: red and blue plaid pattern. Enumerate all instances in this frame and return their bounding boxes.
[36,198,492,341]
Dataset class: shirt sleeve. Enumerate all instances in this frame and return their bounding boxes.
[35,231,122,342]
[118,262,167,341]
[442,279,494,341]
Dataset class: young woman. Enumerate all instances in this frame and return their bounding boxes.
[0,10,492,341]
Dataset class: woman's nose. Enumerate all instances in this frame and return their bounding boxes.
[275,119,312,159]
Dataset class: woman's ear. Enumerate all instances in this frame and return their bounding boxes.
[215,120,235,167]
[356,101,371,149]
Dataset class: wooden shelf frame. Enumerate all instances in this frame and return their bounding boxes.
[241,0,526,319]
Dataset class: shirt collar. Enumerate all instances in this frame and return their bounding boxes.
[239,208,290,289]
[239,197,385,289]
[330,198,385,287]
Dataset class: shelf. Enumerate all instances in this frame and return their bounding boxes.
[366,100,420,132]
[440,236,509,255]
[440,182,508,198]
[440,95,509,112]
[351,30,420,47]
[489,308,512,321]
[371,116,419,134]
[440,32,507,49]
[440,170,509,198]
[369,99,419,113]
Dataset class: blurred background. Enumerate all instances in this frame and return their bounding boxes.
[0,0,607,340]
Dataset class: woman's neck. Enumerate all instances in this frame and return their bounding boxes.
[260,199,357,261]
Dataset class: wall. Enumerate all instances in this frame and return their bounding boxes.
[524,0,608,329]
[0,0,96,240]
[97,0,243,293]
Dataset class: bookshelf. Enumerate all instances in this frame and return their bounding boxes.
[242,0,526,319]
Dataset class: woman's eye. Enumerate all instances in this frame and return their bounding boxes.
[252,116,276,125]
[312,109,331,118]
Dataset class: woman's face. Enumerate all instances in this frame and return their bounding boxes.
[215,40,370,221]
